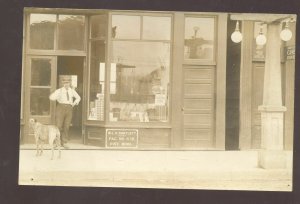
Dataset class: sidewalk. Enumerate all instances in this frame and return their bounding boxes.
[18,148,293,191]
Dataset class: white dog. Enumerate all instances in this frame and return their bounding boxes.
[29,119,61,160]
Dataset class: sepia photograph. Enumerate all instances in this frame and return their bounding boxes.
[17,7,296,192]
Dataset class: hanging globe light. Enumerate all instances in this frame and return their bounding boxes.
[280,21,292,41]
[231,21,243,43]
[256,24,267,45]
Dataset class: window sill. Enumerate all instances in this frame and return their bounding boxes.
[84,121,171,129]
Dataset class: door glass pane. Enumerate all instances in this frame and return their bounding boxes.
[142,16,171,40]
[30,88,50,116]
[31,59,51,86]
[110,41,170,122]
[90,15,107,38]
[30,14,56,50]
[58,15,85,50]
[88,41,106,121]
[184,17,215,60]
[112,15,140,39]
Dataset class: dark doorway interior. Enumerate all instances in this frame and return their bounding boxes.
[57,56,84,144]
[226,20,241,150]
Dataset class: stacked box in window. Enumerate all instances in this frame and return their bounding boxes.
[95,94,104,120]
[155,105,167,121]
[160,105,167,121]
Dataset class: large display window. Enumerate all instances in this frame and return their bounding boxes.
[109,14,171,123]
[88,15,107,121]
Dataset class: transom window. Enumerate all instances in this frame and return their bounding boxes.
[29,13,85,51]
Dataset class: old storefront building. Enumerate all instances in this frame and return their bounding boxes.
[20,8,296,156]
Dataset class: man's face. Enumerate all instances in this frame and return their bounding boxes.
[63,82,71,89]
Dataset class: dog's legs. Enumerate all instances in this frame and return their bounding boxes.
[50,143,54,160]
[56,129,61,159]
[40,141,44,156]
[36,141,39,156]
[57,138,61,159]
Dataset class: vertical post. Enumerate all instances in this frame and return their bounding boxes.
[215,13,227,150]
[171,13,184,148]
[258,22,287,169]
[239,21,253,150]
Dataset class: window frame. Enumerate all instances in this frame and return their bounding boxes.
[86,13,109,124]
[106,11,174,126]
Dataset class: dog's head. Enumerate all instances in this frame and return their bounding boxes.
[29,118,37,127]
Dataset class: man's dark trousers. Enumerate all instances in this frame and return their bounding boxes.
[56,104,73,145]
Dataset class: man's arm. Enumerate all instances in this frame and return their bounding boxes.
[72,89,81,106]
[49,89,59,101]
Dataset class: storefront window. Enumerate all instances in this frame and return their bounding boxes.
[31,59,51,86]
[58,15,85,50]
[110,41,170,122]
[88,40,106,121]
[29,14,56,50]
[112,15,141,39]
[109,14,171,123]
[88,14,108,121]
[184,17,215,60]
[30,88,50,115]
[30,58,52,116]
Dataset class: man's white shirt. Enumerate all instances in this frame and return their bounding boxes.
[49,87,81,106]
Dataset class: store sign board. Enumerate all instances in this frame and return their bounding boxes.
[286,46,295,60]
[106,129,138,148]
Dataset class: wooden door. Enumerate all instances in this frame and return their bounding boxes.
[25,56,57,143]
[182,65,215,149]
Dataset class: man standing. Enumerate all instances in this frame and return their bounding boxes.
[49,79,81,148]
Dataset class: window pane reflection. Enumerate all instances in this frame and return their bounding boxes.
[58,15,85,50]
[143,16,171,40]
[31,59,51,86]
[90,15,107,38]
[112,15,140,39]
[184,17,215,60]
[30,14,56,50]
[30,88,50,115]
[88,41,106,121]
[110,41,170,122]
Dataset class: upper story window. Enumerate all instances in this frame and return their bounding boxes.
[29,13,86,51]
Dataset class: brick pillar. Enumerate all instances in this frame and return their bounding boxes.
[258,22,287,169]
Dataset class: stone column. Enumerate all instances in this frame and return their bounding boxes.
[258,22,287,169]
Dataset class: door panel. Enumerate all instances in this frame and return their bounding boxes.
[182,65,215,149]
[25,56,57,142]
